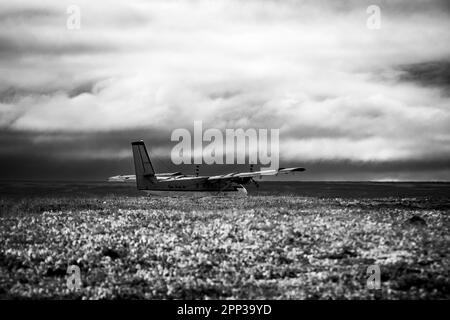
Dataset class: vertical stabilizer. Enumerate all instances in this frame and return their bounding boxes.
[131,140,157,189]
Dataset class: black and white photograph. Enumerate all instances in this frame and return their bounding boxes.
[0,0,449,306]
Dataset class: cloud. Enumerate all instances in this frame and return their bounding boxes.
[397,60,450,93]
[0,0,449,179]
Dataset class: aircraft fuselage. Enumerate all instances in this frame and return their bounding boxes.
[141,176,248,196]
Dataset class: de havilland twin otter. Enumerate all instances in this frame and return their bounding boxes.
[108,140,305,196]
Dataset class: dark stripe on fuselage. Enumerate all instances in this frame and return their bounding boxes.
[138,181,243,192]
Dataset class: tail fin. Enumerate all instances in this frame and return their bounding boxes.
[131,140,157,189]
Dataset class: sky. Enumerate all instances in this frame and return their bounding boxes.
[0,0,449,181]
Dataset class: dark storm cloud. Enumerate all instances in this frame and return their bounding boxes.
[0,76,110,104]
[294,158,450,178]
[0,129,196,180]
[0,87,61,103]
[0,129,170,159]
[68,81,97,98]
[313,0,450,14]
[0,155,132,181]
[0,7,59,22]
[0,129,449,181]
[398,60,450,92]
[1,142,449,181]
[0,34,116,58]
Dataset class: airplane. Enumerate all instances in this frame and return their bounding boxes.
[108,140,305,196]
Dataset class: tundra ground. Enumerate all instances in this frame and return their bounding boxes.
[0,182,448,299]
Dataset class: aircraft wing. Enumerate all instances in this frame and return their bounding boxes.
[108,175,136,182]
[108,168,305,183]
[108,172,183,182]
[208,167,305,181]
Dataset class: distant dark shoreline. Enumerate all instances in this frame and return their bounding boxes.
[0,180,449,184]
[1,180,449,199]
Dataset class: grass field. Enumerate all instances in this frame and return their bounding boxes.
[0,181,449,299]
